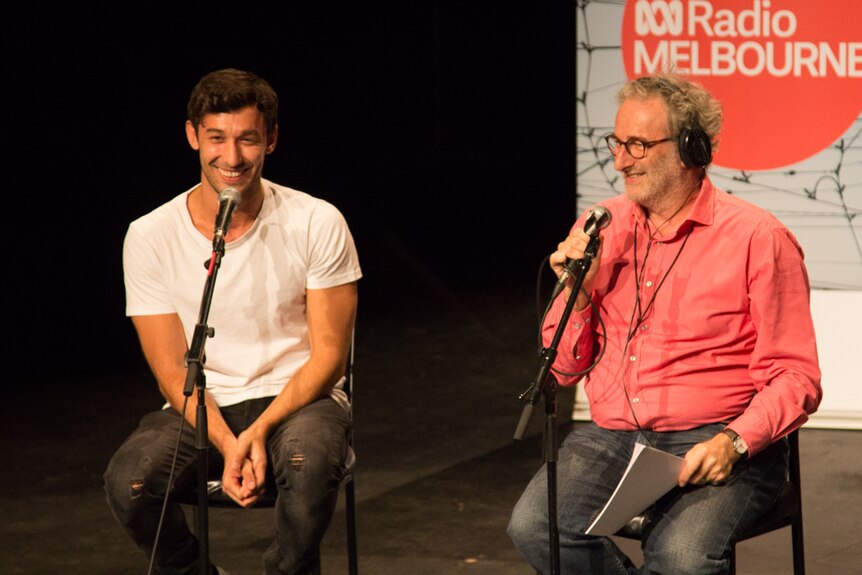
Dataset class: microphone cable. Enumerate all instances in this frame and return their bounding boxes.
[146,389,196,574]
[534,253,608,380]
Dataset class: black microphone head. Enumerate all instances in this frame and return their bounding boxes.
[584,206,612,238]
[219,187,242,206]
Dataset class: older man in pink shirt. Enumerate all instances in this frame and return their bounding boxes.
[508,74,821,575]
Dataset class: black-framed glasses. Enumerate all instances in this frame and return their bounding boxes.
[605,134,672,159]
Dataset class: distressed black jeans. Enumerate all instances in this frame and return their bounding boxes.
[104,396,351,575]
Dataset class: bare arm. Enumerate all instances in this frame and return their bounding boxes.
[130,314,237,455]
[222,282,358,506]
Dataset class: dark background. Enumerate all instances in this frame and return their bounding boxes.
[10,2,575,384]
[4,8,579,572]
[10,0,575,388]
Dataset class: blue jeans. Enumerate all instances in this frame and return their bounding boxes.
[508,423,788,575]
[104,396,351,575]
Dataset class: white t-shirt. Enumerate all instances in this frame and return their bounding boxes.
[124,179,362,407]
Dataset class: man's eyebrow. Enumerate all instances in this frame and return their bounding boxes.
[201,127,261,138]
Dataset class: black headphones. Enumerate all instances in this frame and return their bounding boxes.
[647,75,714,168]
[677,123,712,168]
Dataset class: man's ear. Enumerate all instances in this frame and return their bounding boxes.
[185,120,200,151]
[266,124,279,154]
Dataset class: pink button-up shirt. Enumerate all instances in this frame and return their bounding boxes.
[544,179,821,455]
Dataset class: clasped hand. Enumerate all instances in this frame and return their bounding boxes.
[221,426,269,507]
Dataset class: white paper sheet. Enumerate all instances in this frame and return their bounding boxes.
[585,444,685,536]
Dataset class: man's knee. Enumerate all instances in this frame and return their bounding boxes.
[103,447,151,522]
[270,404,350,489]
[508,490,548,552]
[103,432,178,517]
[274,435,344,490]
[646,545,729,575]
[644,523,732,575]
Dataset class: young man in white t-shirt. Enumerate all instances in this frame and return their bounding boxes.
[105,68,362,575]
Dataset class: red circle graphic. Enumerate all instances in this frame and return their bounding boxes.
[622,0,862,170]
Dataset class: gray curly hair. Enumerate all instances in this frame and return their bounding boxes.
[618,74,722,153]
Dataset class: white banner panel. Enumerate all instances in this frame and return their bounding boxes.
[573,1,862,428]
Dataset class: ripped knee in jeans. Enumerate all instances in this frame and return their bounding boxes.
[288,451,306,471]
[129,479,145,499]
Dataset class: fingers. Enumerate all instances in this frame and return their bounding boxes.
[550,230,591,275]
[249,439,269,491]
[221,460,245,505]
[241,459,258,493]
[678,438,735,487]
[235,460,264,507]
[221,461,264,508]
[550,229,604,310]
[220,430,269,508]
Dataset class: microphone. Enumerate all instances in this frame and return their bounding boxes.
[552,206,612,297]
[213,187,242,250]
[582,205,612,240]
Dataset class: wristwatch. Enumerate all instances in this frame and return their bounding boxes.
[722,428,749,460]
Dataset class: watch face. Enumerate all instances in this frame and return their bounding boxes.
[724,430,747,455]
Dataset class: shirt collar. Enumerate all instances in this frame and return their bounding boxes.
[629,176,716,239]
[686,176,715,227]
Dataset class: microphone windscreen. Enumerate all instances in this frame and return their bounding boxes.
[219,187,242,205]
[584,206,612,237]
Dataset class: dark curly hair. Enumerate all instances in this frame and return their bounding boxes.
[187,68,278,137]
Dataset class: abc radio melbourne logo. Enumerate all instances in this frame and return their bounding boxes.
[621,0,862,170]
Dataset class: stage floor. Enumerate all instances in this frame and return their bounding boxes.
[4,287,861,574]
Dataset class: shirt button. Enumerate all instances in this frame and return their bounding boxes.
[645,280,654,287]
[632,397,640,404]
[641,324,648,331]
[629,355,637,362]
[573,322,581,329]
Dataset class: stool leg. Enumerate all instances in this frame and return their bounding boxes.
[792,520,806,574]
[345,479,358,575]
[729,546,737,575]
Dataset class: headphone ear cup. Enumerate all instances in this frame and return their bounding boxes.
[678,128,712,168]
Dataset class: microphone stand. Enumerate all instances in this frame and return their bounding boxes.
[514,235,599,575]
[183,237,229,575]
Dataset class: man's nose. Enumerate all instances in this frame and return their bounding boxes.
[224,141,242,166]
[613,145,635,171]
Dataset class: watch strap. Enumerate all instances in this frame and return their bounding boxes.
[722,428,748,459]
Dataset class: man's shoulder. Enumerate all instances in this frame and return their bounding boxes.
[264,179,310,199]
[713,186,787,231]
[264,180,344,223]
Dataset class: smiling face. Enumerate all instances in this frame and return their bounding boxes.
[185,105,277,201]
[612,96,688,215]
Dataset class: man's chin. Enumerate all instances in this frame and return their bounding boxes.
[623,187,642,202]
